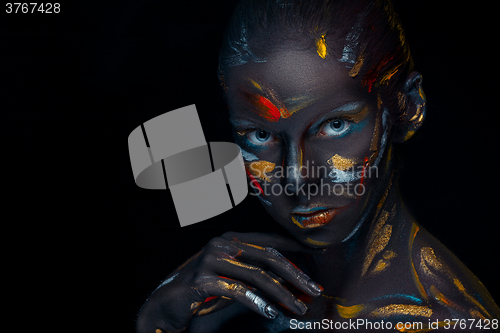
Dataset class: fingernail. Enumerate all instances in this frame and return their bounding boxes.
[265,304,279,319]
[294,298,308,315]
[307,280,323,295]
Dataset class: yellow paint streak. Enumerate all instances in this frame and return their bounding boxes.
[316,34,328,59]
[248,160,275,182]
[291,216,305,229]
[378,64,402,86]
[404,130,416,141]
[397,92,406,110]
[327,154,359,171]
[454,278,491,318]
[284,96,317,114]
[305,238,330,246]
[362,216,393,277]
[371,304,433,318]
[383,250,397,260]
[409,223,428,300]
[336,304,366,318]
[349,53,365,78]
[371,250,398,275]
[429,285,464,312]
[248,78,263,91]
[349,105,370,123]
[239,242,266,250]
[469,308,487,320]
[372,259,388,274]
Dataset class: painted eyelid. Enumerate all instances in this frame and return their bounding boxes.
[317,119,352,137]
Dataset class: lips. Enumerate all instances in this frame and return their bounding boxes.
[291,206,349,229]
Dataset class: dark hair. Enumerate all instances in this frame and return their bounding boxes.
[218,0,414,124]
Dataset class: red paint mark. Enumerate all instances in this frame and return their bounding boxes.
[246,167,264,196]
[360,156,369,186]
[256,95,281,121]
[204,296,218,303]
[362,53,395,92]
[357,156,369,206]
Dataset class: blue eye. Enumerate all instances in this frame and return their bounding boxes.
[247,130,276,146]
[319,119,350,137]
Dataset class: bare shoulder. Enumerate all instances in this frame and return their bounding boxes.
[411,223,500,321]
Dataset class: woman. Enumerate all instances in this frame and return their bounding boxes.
[136,0,499,331]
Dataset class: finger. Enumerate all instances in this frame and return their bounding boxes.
[221,231,327,253]
[195,276,279,319]
[214,237,322,297]
[212,256,308,315]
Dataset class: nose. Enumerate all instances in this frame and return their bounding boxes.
[282,141,306,195]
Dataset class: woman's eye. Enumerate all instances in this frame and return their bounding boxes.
[319,119,350,137]
[247,130,275,145]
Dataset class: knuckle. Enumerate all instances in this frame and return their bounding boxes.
[206,237,226,250]
[221,231,239,241]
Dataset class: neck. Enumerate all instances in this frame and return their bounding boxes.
[304,168,403,293]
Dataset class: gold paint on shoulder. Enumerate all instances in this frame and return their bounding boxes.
[371,304,433,318]
[336,303,366,319]
[361,209,393,277]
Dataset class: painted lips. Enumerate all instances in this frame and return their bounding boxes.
[291,206,349,229]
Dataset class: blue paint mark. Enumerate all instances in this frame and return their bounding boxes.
[371,293,423,304]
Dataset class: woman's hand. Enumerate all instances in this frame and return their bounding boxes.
[136,232,324,333]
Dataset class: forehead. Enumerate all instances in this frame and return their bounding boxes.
[225,49,367,105]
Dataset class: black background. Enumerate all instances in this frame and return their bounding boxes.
[1,1,498,331]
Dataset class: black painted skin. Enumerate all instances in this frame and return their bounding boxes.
[136,8,500,333]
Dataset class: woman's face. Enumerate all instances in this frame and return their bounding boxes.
[226,48,394,248]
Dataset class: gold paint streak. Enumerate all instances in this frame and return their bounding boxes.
[196,302,221,316]
[371,250,397,275]
[404,130,416,141]
[371,304,433,318]
[239,242,266,250]
[156,329,163,333]
[291,216,305,229]
[284,96,317,114]
[349,53,365,78]
[327,154,359,171]
[349,106,370,123]
[429,285,464,312]
[248,160,275,182]
[370,113,381,151]
[409,223,429,300]
[378,64,402,86]
[190,301,202,310]
[383,250,397,260]
[420,247,443,275]
[372,259,388,274]
[248,78,262,91]
[305,238,330,246]
[397,92,407,110]
[469,308,487,320]
[316,34,328,59]
[336,304,366,318]
[362,223,392,276]
[220,258,260,271]
[453,278,491,318]
[409,104,423,122]
[377,93,383,110]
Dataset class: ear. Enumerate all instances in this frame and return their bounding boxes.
[394,71,426,142]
